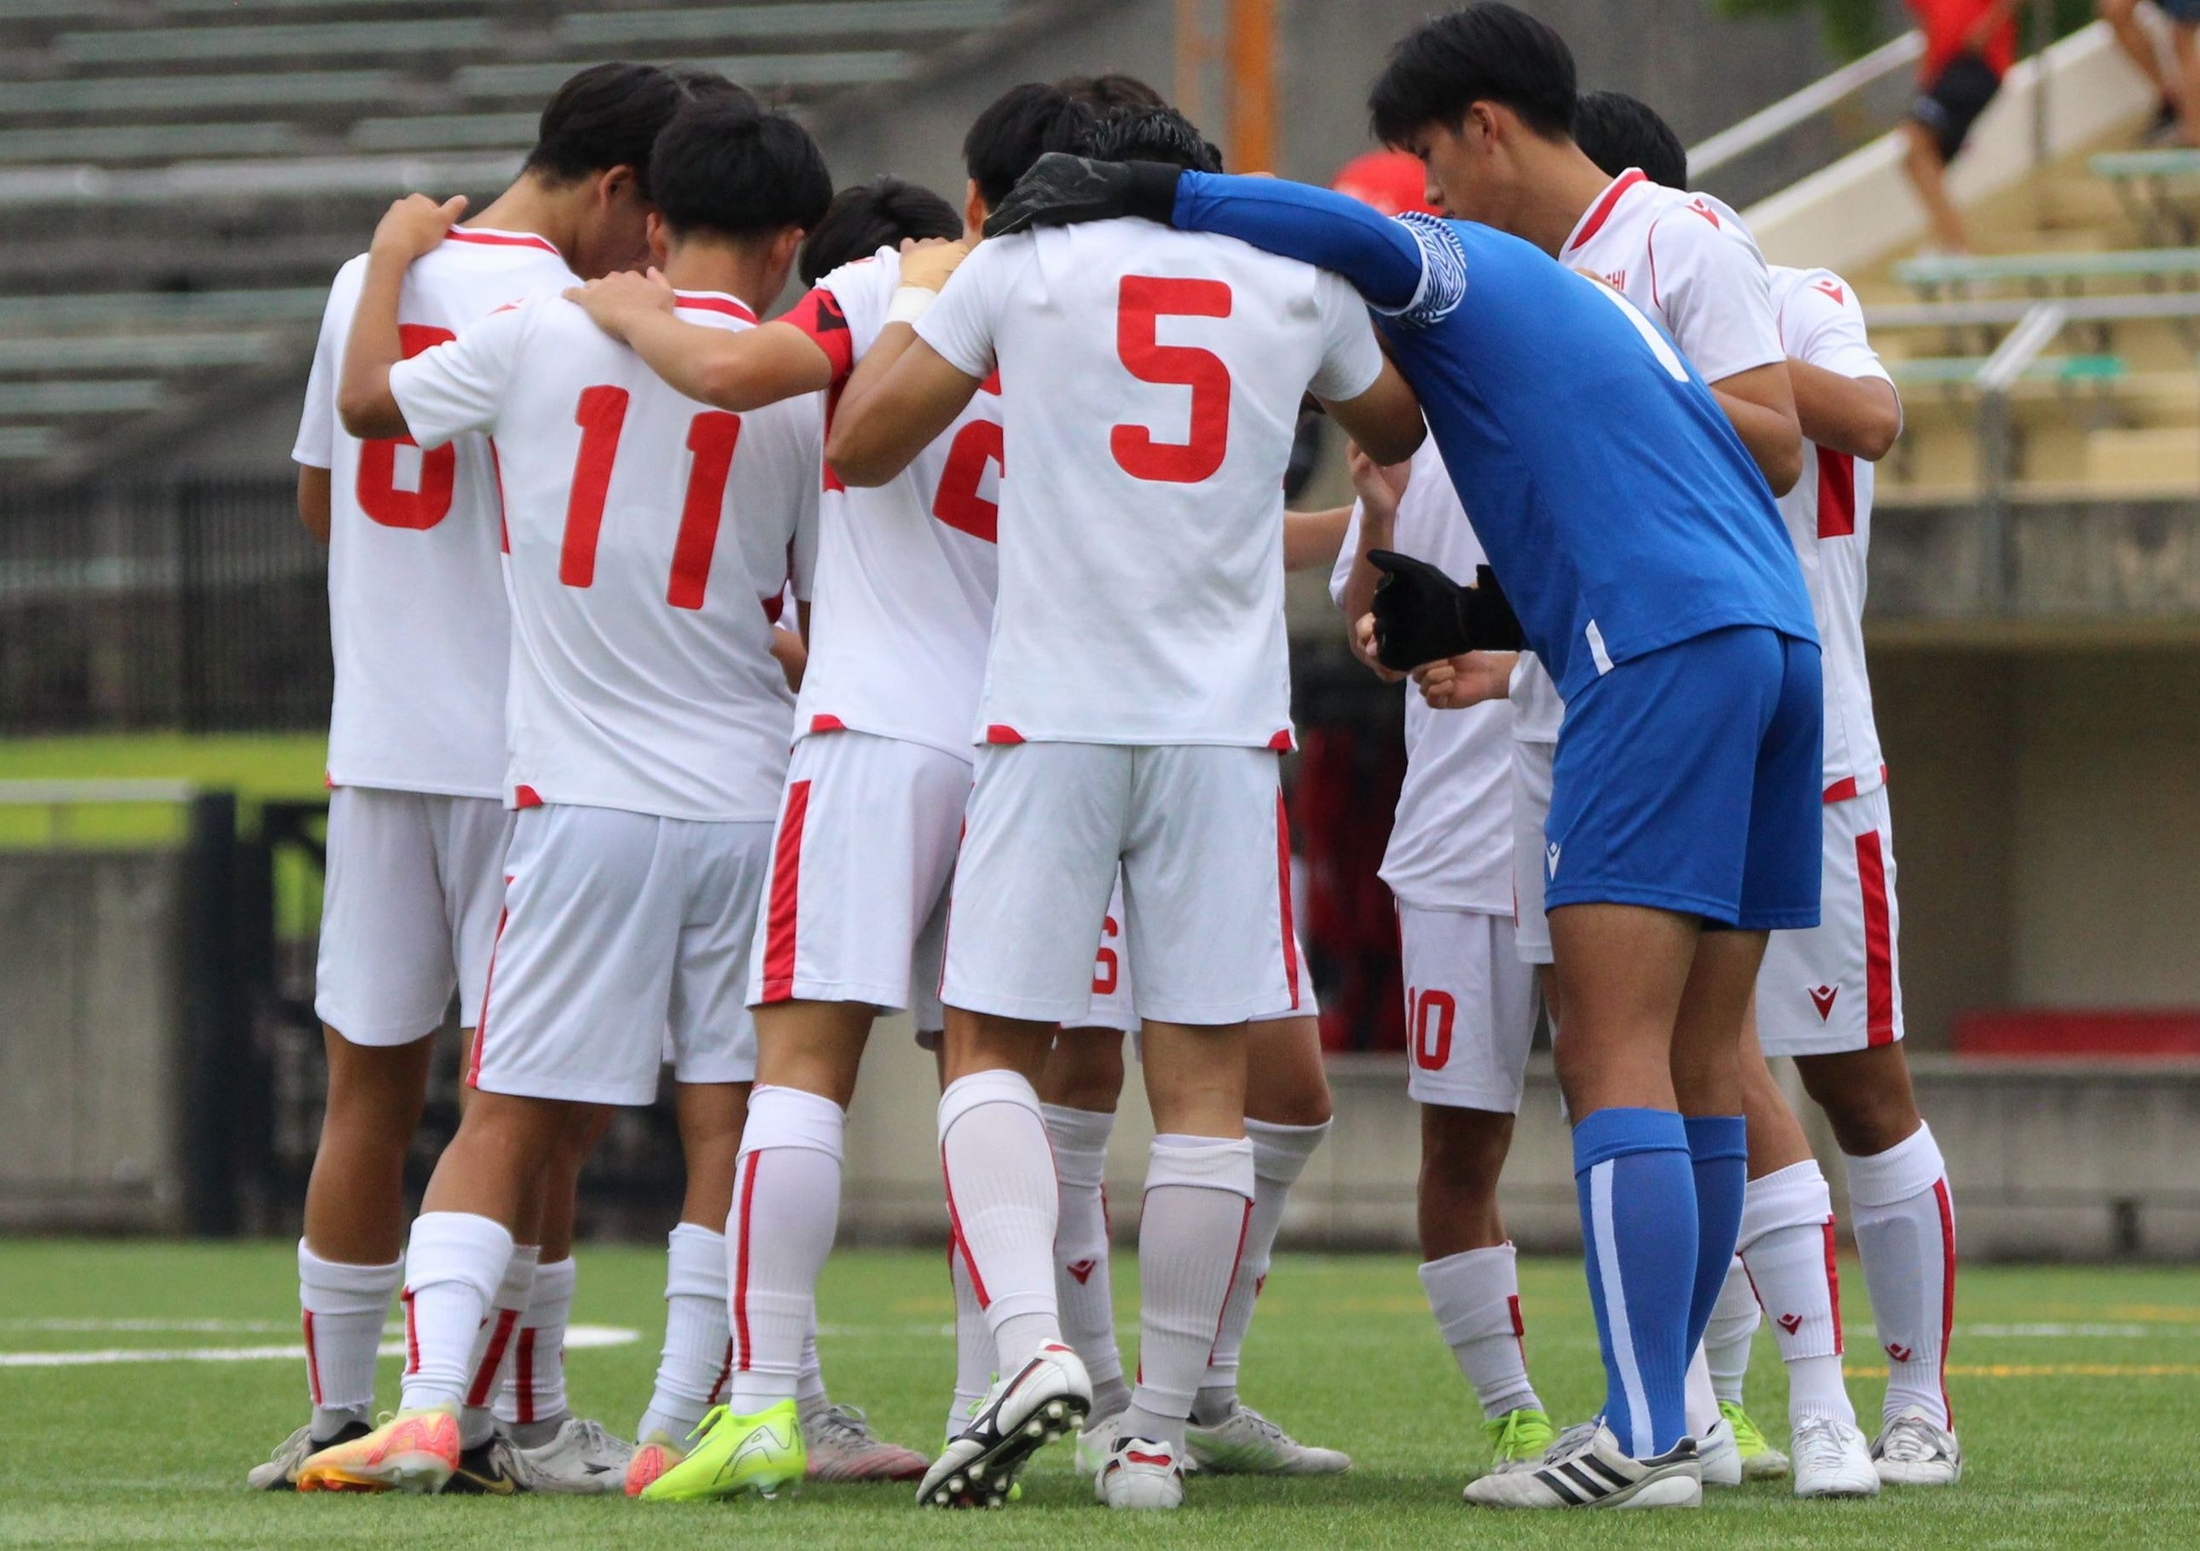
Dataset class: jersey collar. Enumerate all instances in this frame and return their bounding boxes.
[1563,168,1646,257]
[445,226,564,256]
[674,291,760,324]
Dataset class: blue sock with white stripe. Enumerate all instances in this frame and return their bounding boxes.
[1573,1107,1696,1459]
[1683,1115,1748,1361]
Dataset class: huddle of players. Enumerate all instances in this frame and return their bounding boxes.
[259,1,1963,1517]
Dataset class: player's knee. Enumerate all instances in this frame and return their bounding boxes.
[1796,1052,1920,1156]
[1420,1106,1513,1197]
[1039,1031,1127,1113]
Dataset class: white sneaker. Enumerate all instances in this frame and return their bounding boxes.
[1095,1436,1185,1510]
[510,1417,629,1494]
[1697,1417,1742,1488]
[803,1403,928,1482]
[916,1342,1091,1508]
[1462,1421,1701,1510]
[1790,1415,1880,1498]
[1185,1402,1350,1475]
[247,1420,367,1490]
[1872,1408,1962,1486]
[1074,1409,1125,1477]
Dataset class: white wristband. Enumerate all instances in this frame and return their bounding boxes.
[886,284,937,326]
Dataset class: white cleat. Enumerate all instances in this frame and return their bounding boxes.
[1872,1408,1963,1486]
[803,1403,928,1482]
[247,1420,368,1490]
[511,1417,631,1495]
[1095,1435,1185,1511]
[1697,1417,1742,1488]
[1462,1421,1701,1510]
[916,1343,1090,1508]
[1074,1410,1126,1478]
[1790,1415,1880,1498]
[1185,1402,1350,1475]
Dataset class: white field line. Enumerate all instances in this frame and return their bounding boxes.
[0,1324,638,1369]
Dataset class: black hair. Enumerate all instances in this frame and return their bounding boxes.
[1573,90,1688,189]
[963,82,1092,209]
[1055,72,1168,111]
[648,106,834,243]
[1077,105,1223,174]
[525,62,690,195]
[1367,3,1577,147]
[665,65,760,116]
[798,177,962,285]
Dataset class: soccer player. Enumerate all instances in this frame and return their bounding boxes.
[293,103,833,1496]
[1576,90,1962,1490]
[261,61,721,1495]
[554,85,1093,1499]
[986,7,1824,1511]
[828,105,1421,1510]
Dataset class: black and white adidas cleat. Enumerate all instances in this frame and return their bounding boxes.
[916,1343,1091,1508]
[1462,1421,1701,1509]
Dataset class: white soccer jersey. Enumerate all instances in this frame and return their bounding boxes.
[783,247,1000,760]
[390,290,819,823]
[1327,438,1511,912]
[1770,264,1893,801]
[294,228,579,796]
[916,221,1384,748]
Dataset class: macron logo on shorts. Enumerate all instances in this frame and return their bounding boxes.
[1808,984,1839,1021]
[1545,842,1561,880]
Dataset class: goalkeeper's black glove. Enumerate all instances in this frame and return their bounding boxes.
[1367,551,1525,672]
[983,154,1184,238]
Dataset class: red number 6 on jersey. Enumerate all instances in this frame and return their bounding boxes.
[1110,275,1232,484]
[355,324,457,529]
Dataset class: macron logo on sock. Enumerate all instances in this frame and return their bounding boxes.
[1065,1259,1098,1286]
[1777,1313,1803,1335]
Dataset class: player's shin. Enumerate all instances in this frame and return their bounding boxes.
[497,1255,575,1445]
[947,1239,993,1439]
[1421,1242,1542,1420]
[1844,1122,1956,1431]
[1041,1102,1127,1419]
[1573,1109,1696,1459]
[461,1242,538,1446]
[1195,1116,1328,1424]
[298,1241,402,1439]
[938,1066,1062,1372]
[724,1085,846,1414]
[1704,1257,1760,1409]
[1683,1116,1749,1356]
[1737,1161,1853,1426]
[1121,1134,1258,1453]
[398,1212,516,1415]
[635,1222,732,1446]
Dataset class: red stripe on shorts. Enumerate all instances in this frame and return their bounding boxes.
[466,884,513,1089]
[1857,830,1895,1045]
[1275,791,1300,1009]
[760,780,811,1003]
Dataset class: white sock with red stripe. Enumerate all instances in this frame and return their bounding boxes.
[635,1222,731,1444]
[1418,1242,1542,1419]
[397,1212,512,1421]
[1737,1161,1853,1426]
[1843,1121,1956,1430]
[1120,1134,1256,1451]
[1704,1255,1761,1407]
[1194,1118,1328,1424]
[797,1317,828,1414]
[298,1241,401,1439]
[724,1085,845,1413]
[947,1235,993,1439]
[938,1070,1060,1374]
[457,1242,537,1447]
[1040,1103,1128,1419]
[496,1255,575,1445]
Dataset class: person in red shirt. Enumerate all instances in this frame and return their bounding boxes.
[1901,0,2022,252]
[2101,0,2200,147]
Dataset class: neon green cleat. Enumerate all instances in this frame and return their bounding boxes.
[1482,1407,1557,1475]
[638,1400,805,1503]
[1720,1400,1791,1481]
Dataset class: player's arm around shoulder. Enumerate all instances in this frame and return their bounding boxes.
[1783,269,1902,462]
[336,194,467,440]
[826,237,984,486]
[564,266,836,412]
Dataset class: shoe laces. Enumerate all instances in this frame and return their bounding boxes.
[1878,1415,1949,1462]
[1547,1420,1600,1462]
[810,1404,879,1447]
[1718,1400,1770,1454]
[1225,1404,1288,1446]
[1789,1415,1851,1469]
[1485,1408,1554,1459]
[562,1418,620,1454]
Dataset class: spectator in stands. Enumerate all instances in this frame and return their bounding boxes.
[1899,0,2021,253]
[2101,0,2200,146]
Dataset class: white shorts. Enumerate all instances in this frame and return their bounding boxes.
[1757,786,1905,1056]
[1072,873,1316,1034]
[315,786,513,1045]
[1510,737,1556,966]
[943,742,1299,1026]
[746,730,967,1016]
[470,804,771,1105]
[1398,904,1540,1112]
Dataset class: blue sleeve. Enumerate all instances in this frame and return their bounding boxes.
[1171,171,1427,312]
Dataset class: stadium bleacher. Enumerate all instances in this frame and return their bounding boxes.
[0,0,1032,477]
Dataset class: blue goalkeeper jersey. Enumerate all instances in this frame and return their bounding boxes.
[1169,172,1816,699]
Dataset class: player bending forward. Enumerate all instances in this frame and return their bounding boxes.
[831,106,1421,1511]
[263,62,725,1495]
[297,105,847,1495]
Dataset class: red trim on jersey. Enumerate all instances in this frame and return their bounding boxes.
[1823,775,1859,803]
[466,1306,519,1408]
[447,227,562,255]
[760,780,811,1002]
[1858,830,1895,1046]
[809,714,846,734]
[675,292,760,324]
[942,1172,991,1308]
[1266,729,1294,751]
[1204,1198,1255,1363]
[780,286,855,385]
[303,1311,323,1405]
[1933,1177,1957,1426]
[1566,169,1646,255]
[1823,1219,1845,1356]
[466,886,512,1089]
[1817,447,1857,538]
[401,1286,419,1374]
[323,771,336,790]
[1276,791,1301,1010]
[979,368,1002,396]
[513,1327,537,1424]
[985,725,1025,744]
[513,784,543,809]
[731,1152,759,1370]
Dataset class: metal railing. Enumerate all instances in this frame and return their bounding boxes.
[1688,30,1925,180]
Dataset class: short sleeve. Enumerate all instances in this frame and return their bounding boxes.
[1784,270,1892,385]
[1646,203,1784,386]
[1307,268,1386,403]
[1327,501,1364,610]
[914,239,1011,381]
[388,303,528,449]
[291,279,346,468]
[778,285,856,387]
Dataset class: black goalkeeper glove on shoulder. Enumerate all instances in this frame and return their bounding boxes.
[1367,551,1525,672]
[983,154,1185,238]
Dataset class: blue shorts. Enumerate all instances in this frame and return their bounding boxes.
[1544,626,1822,931]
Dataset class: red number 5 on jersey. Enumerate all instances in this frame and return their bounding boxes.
[356,324,457,529]
[1110,275,1231,484]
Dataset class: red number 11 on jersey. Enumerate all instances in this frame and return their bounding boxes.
[558,385,743,611]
